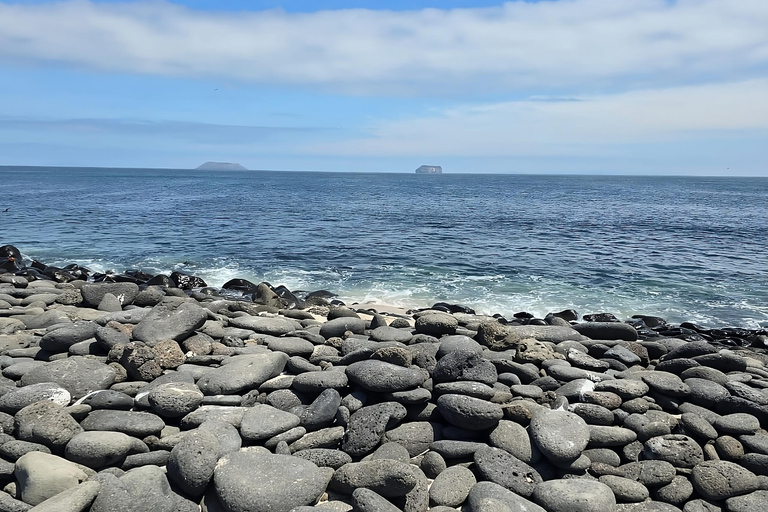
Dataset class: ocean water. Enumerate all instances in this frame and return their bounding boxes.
[1,166,766,328]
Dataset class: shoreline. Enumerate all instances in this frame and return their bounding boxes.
[1,252,768,510]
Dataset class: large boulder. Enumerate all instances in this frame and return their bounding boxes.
[132,301,208,345]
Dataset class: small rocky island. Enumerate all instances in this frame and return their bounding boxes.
[415,165,442,174]
[195,162,248,171]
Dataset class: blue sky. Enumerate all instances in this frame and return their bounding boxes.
[0,0,766,174]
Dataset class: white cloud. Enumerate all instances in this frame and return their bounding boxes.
[303,79,768,156]
[0,0,765,93]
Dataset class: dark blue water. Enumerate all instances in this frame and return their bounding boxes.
[2,166,766,328]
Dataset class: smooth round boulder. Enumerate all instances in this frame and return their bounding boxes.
[466,481,546,512]
[214,452,328,512]
[167,429,220,498]
[132,301,208,345]
[14,401,83,450]
[529,409,590,463]
[643,434,704,468]
[15,452,88,506]
[436,394,503,431]
[319,317,366,339]
[346,360,426,392]
[429,465,476,507]
[532,480,616,512]
[147,382,203,418]
[691,460,760,501]
[473,446,543,498]
[240,404,301,441]
[64,431,134,469]
[0,382,70,414]
[330,459,418,497]
[20,357,117,399]
[415,312,458,336]
[80,410,165,438]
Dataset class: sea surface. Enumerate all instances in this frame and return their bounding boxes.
[1,166,766,328]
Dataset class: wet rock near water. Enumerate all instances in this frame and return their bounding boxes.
[1,246,768,511]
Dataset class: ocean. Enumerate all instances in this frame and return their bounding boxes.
[1,166,766,328]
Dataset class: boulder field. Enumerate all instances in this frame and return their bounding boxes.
[0,273,767,512]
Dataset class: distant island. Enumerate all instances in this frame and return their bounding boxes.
[415,165,442,174]
[196,162,248,171]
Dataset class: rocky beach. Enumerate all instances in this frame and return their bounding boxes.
[0,244,767,512]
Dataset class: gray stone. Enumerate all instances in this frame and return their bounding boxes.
[213,452,329,512]
[293,448,352,469]
[436,394,503,431]
[14,452,87,506]
[64,431,134,469]
[653,475,694,506]
[415,312,458,337]
[466,481,546,512]
[642,372,690,397]
[0,440,51,461]
[725,490,768,512]
[89,465,176,512]
[621,460,677,487]
[80,410,165,437]
[595,379,650,399]
[381,421,439,457]
[14,401,83,450]
[240,404,301,441]
[0,382,71,414]
[39,321,98,353]
[81,283,139,308]
[288,426,345,452]
[147,382,203,418]
[196,352,288,395]
[599,475,649,502]
[473,445,542,498]
[27,480,101,512]
[529,409,589,463]
[180,405,248,429]
[330,459,418,497]
[20,357,117,399]
[588,425,638,447]
[292,370,349,393]
[489,420,540,464]
[573,322,638,341]
[346,360,426,392]
[132,301,208,345]
[167,429,220,497]
[643,434,704,468]
[352,488,401,512]
[429,465,476,507]
[532,480,616,512]
[342,402,407,456]
[691,460,760,501]
[715,413,761,435]
[432,350,497,386]
[319,317,366,339]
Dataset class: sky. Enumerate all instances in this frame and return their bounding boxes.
[0,0,766,175]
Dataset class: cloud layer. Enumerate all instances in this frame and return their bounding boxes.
[307,79,768,156]
[0,0,765,94]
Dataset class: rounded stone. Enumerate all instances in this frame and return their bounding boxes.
[14,452,88,506]
[429,465,476,507]
[714,413,760,436]
[529,409,590,463]
[14,401,83,450]
[532,480,616,512]
[599,475,649,502]
[167,429,220,497]
[643,434,704,468]
[690,460,760,501]
[330,459,418,497]
[436,394,503,431]
[240,404,301,441]
[64,431,134,469]
[214,452,328,512]
[0,382,71,414]
[147,382,203,418]
[473,445,543,498]
[346,360,426,392]
[489,420,540,464]
[80,409,166,437]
